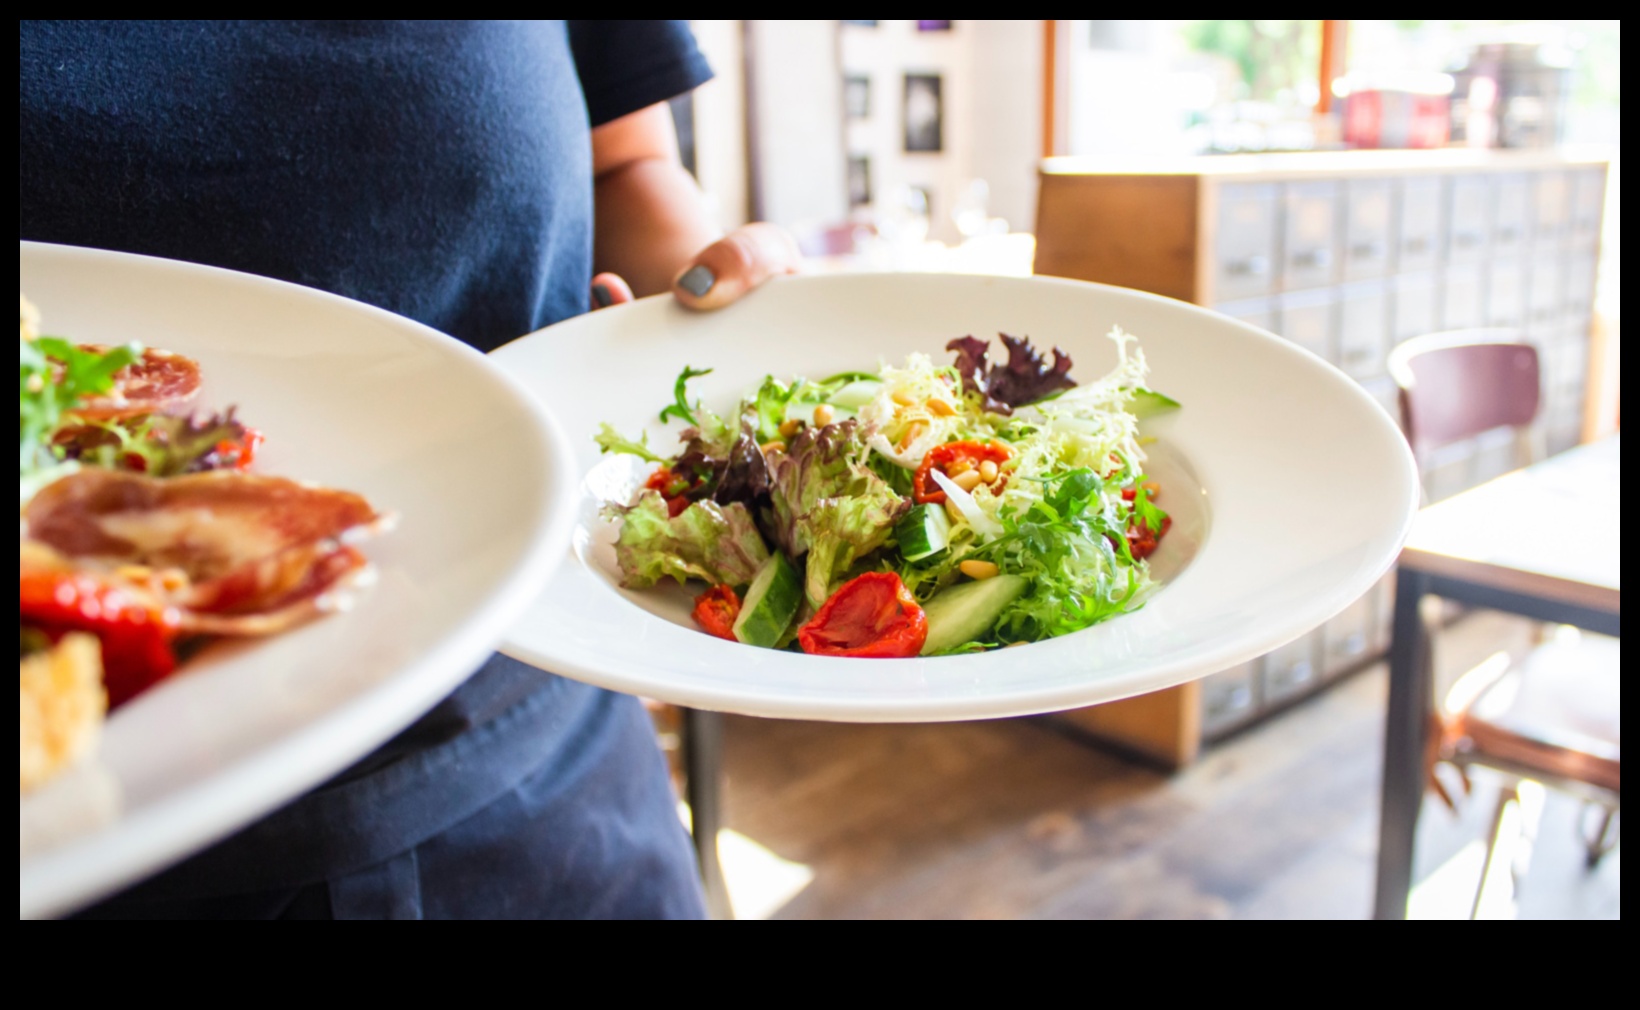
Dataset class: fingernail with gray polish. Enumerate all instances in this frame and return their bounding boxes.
[591,282,614,308]
[678,265,715,298]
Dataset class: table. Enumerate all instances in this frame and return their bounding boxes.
[1373,436,1621,919]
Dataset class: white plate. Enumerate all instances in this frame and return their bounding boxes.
[492,272,1417,722]
[19,242,579,918]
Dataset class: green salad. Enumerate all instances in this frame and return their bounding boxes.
[596,327,1179,658]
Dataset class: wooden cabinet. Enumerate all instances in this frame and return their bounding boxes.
[1034,149,1609,768]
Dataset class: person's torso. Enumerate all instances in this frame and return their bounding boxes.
[20,19,594,350]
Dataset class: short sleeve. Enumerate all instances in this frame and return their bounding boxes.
[568,20,714,127]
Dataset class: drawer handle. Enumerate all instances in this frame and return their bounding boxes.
[1350,241,1385,260]
[1207,685,1253,718]
[1499,226,1522,242]
[1225,255,1270,278]
[1291,249,1331,270]
[1403,236,1431,254]
[1454,231,1484,249]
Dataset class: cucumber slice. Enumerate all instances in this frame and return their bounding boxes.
[733,552,803,648]
[1130,388,1181,419]
[919,574,1028,656]
[895,503,951,565]
[828,379,884,410]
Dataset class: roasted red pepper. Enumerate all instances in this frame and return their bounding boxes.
[645,466,697,518]
[913,440,1012,504]
[1127,515,1172,560]
[798,572,927,658]
[691,584,742,641]
[20,570,181,707]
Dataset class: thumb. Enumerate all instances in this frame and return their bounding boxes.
[590,272,635,310]
[672,223,801,311]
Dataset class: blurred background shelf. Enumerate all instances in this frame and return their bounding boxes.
[1034,148,1610,767]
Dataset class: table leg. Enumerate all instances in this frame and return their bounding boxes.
[1374,567,1433,920]
[682,707,734,919]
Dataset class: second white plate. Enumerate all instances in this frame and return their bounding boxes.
[491,272,1417,722]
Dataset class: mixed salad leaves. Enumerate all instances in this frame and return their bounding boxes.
[596,327,1179,658]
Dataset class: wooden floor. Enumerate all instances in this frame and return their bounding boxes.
[704,612,1620,919]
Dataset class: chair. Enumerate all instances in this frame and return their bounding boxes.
[1387,328,1545,491]
[1390,330,1620,916]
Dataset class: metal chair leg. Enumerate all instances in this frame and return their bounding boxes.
[1582,804,1618,869]
[681,707,733,920]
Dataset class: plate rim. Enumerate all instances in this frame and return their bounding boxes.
[492,270,1420,722]
[19,241,582,918]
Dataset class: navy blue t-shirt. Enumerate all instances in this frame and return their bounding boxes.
[21,20,713,918]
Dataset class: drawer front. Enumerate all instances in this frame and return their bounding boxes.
[1486,255,1528,329]
[1343,179,1394,280]
[1322,593,1375,678]
[1447,174,1493,261]
[1213,297,1276,334]
[1492,174,1532,254]
[1562,251,1599,318]
[1337,281,1390,380]
[1361,375,1402,429]
[1201,662,1262,740]
[1392,271,1439,342]
[1441,261,1485,330]
[1283,181,1341,290]
[1396,178,1442,272]
[1531,170,1573,248]
[1262,631,1321,704]
[1526,254,1565,333]
[1214,184,1280,301]
[1569,166,1606,242]
[1275,288,1336,362]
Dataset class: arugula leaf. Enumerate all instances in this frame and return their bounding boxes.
[969,467,1151,643]
[659,365,714,426]
[20,337,142,480]
[594,422,665,463]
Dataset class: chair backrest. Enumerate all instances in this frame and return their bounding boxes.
[1387,329,1541,464]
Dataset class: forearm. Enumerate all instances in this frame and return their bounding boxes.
[593,156,719,298]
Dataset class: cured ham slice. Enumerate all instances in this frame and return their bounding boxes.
[68,346,203,420]
[23,468,391,635]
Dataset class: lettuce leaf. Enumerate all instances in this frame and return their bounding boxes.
[604,490,771,590]
[947,333,1076,415]
[796,485,907,609]
[766,418,909,607]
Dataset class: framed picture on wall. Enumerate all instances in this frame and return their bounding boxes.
[916,20,953,32]
[844,74,871,120]
[903,73,943,153]
[847,156,872,207]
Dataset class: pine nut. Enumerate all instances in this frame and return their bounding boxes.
[812,403,835,426]
[891,388,917,406]
[760,440,786,454]
[778,418,803,439]
[959,560,1000,580]
[978,460,999,483]
[953,469,983,492]
[897,421,927,451]
[926,397,957,417]
[1143,481,1161,498]
[945,459,973,477]
[944,498,965,523]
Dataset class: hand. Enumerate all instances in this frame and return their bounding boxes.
[590,223,801,312]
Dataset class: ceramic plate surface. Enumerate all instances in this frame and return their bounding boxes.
[492,273,1417,722]
[20,242,578,918]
